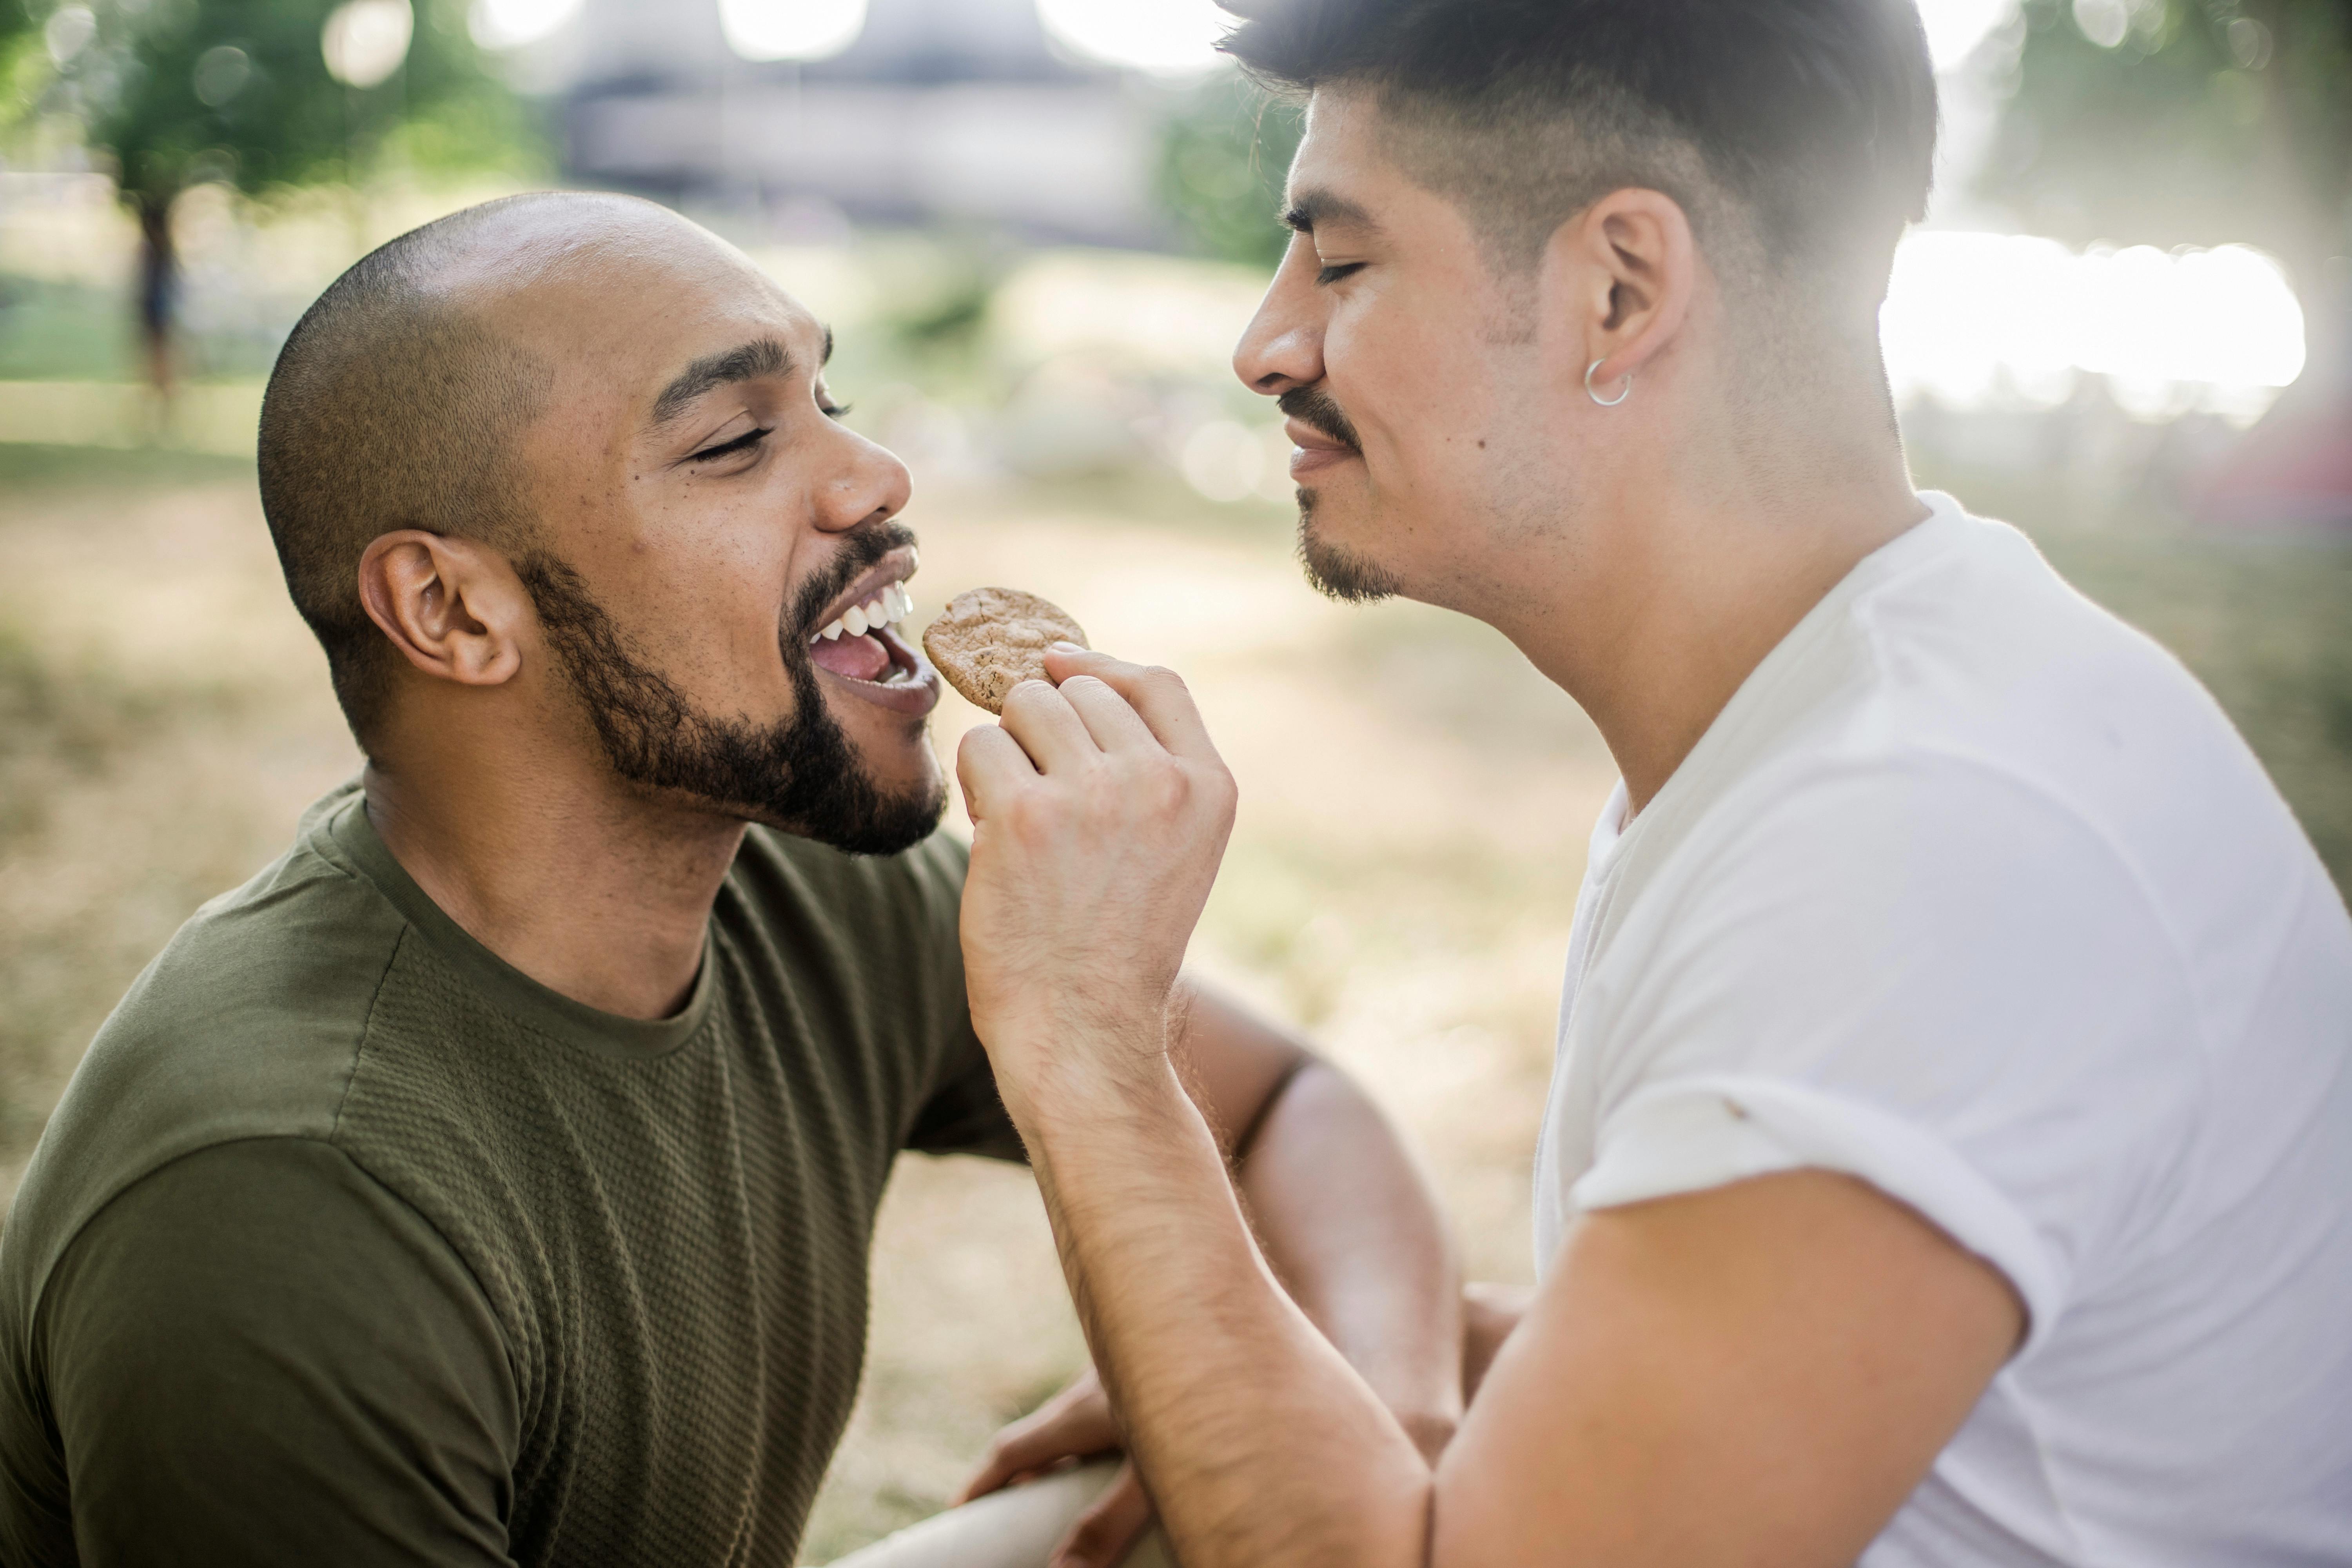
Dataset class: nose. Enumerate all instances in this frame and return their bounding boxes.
[813,424,911,534]
[1232,234,1327,398]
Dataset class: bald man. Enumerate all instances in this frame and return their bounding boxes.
[0,194,1462,1567]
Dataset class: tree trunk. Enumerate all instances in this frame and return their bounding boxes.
[133,189,178,401]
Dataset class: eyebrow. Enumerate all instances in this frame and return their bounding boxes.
[647,336,793,430]
[1281,188,1382,236]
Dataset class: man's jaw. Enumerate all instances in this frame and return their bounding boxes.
[802,546,940,716]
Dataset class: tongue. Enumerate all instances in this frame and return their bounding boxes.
[811,630,891,682]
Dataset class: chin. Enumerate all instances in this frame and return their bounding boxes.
[862,734,947,818]
[1298,496,1406,605]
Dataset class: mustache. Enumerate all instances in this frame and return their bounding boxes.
[788,519,919,642]
[1278,385,1362,454]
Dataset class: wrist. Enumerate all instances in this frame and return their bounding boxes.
[982,1004,1182,1129]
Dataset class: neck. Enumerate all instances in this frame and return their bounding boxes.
[1498,421,1927,817]
[363,741,744,1022]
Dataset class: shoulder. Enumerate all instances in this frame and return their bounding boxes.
[1,816,410,1336]
[5,1139,514,1564]
[1652,505,2307,970]
[1838,508,2267,814]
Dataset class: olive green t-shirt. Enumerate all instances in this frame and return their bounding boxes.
[0,783,1023,1566]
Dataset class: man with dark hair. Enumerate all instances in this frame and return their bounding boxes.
[0,192,1466,1566]
[933,1,2352,1564]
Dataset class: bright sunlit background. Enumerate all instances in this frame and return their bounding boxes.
[0,0,2346,1562]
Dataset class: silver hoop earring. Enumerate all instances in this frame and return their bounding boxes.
[1586,358,1633,407]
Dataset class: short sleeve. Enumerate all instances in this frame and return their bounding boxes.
[903,1020,1027,1162]
[37,1138,519,1565]
[1571,757,2204,1354]
[898,833,1027,1163]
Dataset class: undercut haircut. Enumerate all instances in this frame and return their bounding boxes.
[1219,0,1937,329]
[257,197,559,750]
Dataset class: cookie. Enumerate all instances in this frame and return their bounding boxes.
[920,588,1089,715]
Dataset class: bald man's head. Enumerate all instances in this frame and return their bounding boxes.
[257,193,592,748]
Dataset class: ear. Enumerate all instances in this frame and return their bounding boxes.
[1545,188,1699,392]
[356,530,530,690]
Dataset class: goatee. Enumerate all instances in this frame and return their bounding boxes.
[515,530,945,857]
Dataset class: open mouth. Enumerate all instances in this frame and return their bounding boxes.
[804,548,940,714]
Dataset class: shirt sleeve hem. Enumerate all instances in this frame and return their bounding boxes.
[1570,1073,2066,1355]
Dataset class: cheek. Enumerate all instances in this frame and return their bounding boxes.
[626,507,798,691]
[1329,295,1502,490]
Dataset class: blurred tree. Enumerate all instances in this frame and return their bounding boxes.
[13,0,531,394]
[1155,72,1303,270]
[1982,0,2350,362]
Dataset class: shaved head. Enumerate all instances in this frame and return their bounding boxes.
[257,192,671,748]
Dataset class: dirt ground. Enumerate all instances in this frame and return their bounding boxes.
[0,447,2343,1559]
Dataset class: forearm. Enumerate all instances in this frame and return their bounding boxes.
[1014,1040,1431,1568]
[1236,1060,1463,1453]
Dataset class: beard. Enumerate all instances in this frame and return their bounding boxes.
[515,526,945,857]
[1279,385,1403,605]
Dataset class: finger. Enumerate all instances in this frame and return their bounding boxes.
[1050,1461,1155,1568]
[955,1402,1122,1503]
[1055,673,1159,755]
[1042,648,1218,764]
[997,677,1103,775]
[955,723,1038,824]
[955,1424,1060,1503]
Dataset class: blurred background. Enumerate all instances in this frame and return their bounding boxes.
[0,0,2345,1557]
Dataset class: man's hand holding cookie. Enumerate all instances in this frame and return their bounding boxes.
[941,595,1236,1119]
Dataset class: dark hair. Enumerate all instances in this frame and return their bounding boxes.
[1217,0,1936,300]
[256,196,557,750]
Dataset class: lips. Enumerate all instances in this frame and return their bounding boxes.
[802,546,940,715]
[1285,417,1358,477]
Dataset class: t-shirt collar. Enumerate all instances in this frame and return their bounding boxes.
[317,786,719,1059]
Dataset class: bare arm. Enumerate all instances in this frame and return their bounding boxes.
[954,650,2022,1568]
[958,982,1461,1566]
[1182,984,1463,1452]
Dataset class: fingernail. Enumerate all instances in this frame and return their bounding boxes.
[1050,641,1083,653]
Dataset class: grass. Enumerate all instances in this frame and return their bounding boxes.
[0,273,290,384]
[0,276,134,383]
[0,452,2343,1561]
[0,442,256,491]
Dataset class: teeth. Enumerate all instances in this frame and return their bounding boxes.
[824,583,913,643]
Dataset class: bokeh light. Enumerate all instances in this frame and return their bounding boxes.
[468,0,585,51]
[321,0,414,89]
[1034,0,1230,75]
[719,0,870,62]
[1916,0,2016,70]
[1882,232,2306,425]
[42,5,96,67]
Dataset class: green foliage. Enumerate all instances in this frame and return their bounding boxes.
[24,0,530,207]
[1155,73,1303,270]
[1982,0,2352,275]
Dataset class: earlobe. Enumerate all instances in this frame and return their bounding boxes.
[357,530,526,690]
[1553,190,1697,392]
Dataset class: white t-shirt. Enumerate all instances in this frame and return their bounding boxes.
[1533,492,2352,1566]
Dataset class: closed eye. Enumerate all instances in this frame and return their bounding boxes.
[690,426,771,461]
[819,400,852,420]
[1316,261,1367,286]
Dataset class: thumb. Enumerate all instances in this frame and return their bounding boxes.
[1049,1461,1155,1568]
